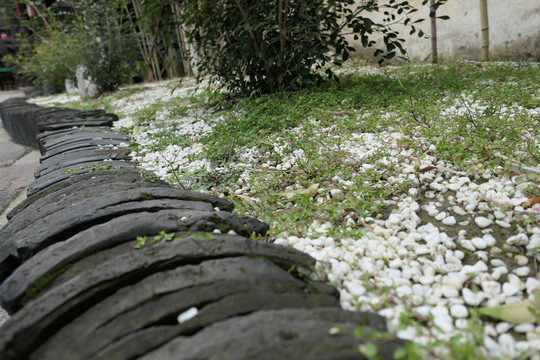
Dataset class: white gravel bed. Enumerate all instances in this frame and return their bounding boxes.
[32,68,540,358]
[123,100,539,358]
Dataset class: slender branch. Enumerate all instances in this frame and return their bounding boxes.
[234,0,260,51]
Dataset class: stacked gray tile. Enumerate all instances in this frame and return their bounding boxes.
[0,100,405,360]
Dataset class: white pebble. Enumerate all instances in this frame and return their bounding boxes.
[515,341,531,353]
[459,239,476,252]
[419,275,435,285]
[527,329,540,341]
[502,282,520,297]
[462,288,483,306]
[415,245,430,256]
[496,322,513,334]
[482,281,502,296]
[345,281,366,297]
[425,191,436,199]
[426,206,439,217]
[431,305,449,317]
[440,263,462,274]
[435,212,447,221]
[441,284,459,298]
[475,216,493,228]
[177,307,198,323]
[293,243,305,252]
[507,234,528,246]
[526,278,540,294]
[490,259,505,267]
[483,234,496,247]
[465,202,478,212]
[450,304,469,318]
[452,206,467,215]
[496,220,511,228]
[514,266,530,277]
[455,319,469,329]
[473,260,489,273]
[330,188,342,198]
[433,314,454,333]
[388,214,401,225]
[515,323,535,333]
[484,336,501,355]
[396,327,417,341]
[442,216,456,225]
[514,255,528,266]
[396,285,413,298]
[498,333,516,358]
[413,305,432,319]
[471,237,488,250]
[484,324,497,337]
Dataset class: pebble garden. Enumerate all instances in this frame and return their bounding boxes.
[0,62,539,360]
[0,98,404,359]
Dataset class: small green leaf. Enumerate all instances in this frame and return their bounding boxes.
[359,342,379,358]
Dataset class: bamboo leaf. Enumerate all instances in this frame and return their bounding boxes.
[479,295,540,324]
[281,183,319,199]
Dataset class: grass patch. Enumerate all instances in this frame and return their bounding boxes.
[21,264,72,304]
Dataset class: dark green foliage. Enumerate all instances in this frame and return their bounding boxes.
[73,1,137,92]
[5,30,79,94]
[181,0,448,95]
[5,0,136,94]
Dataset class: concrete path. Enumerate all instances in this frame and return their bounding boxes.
[0,90,40,326]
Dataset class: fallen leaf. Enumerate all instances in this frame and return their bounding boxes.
[301,183,319,196]
[281,183,319,199]
[359,221,374,233]
[235,195,260,210]
[281,191,297,200]
[417,165,465,176]
[519,196,540,207]
[479,297,539,324]
[417,166,437,173]
[314,108,348,116]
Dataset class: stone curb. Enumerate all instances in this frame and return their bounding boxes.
[0,100,405,359]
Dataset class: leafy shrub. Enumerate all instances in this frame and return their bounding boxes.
[6,0,136,95]
[72,0,136,93]
[5,30,79,94]
[181,0,448,95]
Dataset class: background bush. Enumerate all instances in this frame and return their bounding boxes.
[181,0,448,95]
[6,0,448,96]
[72,0,136,92]
[6,0,136,95]
[6,29,79,94]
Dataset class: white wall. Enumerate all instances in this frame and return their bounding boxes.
[347,0,540,62]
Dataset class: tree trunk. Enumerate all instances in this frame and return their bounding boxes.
[430,0,438,63]
[480,0,489,61]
